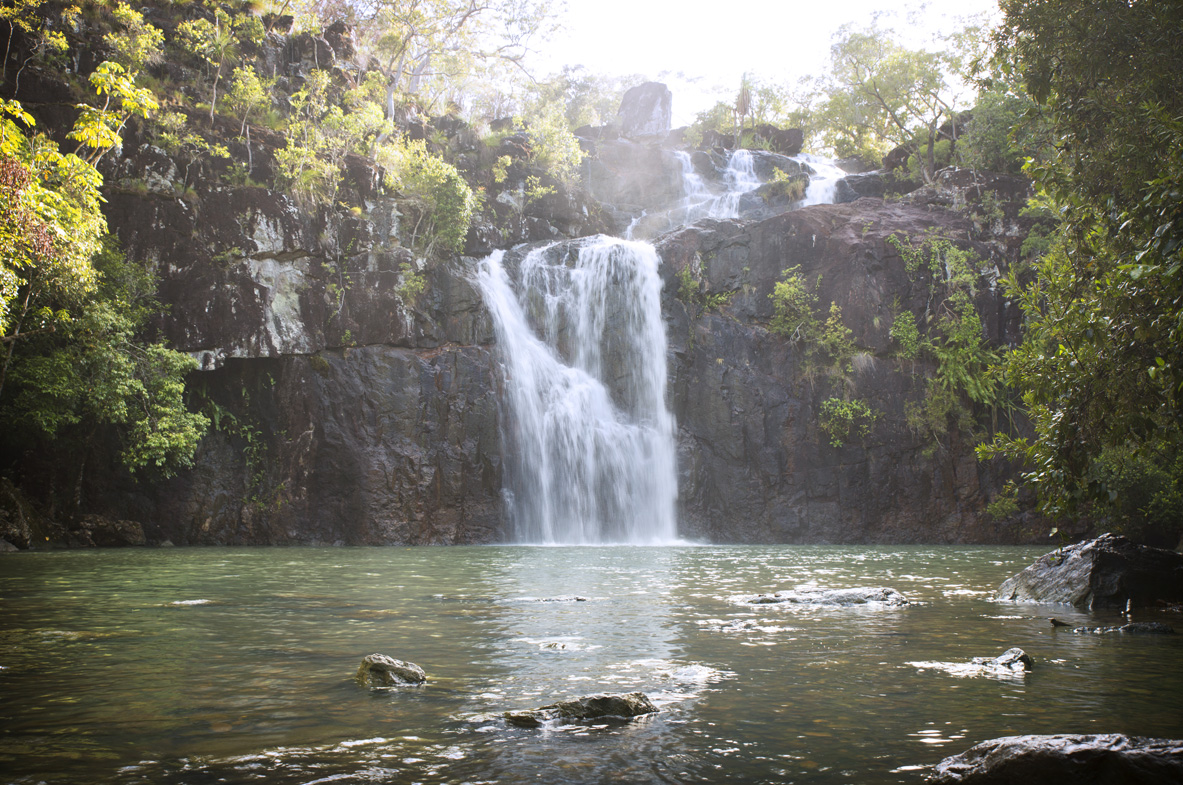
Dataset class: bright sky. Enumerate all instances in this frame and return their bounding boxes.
[530,0,1001,125]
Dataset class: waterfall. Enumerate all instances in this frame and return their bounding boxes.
[477,237,678,545]
[795,153,848,206]
[671,149,762,223]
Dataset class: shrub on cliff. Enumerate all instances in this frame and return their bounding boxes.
[377,137,476,256]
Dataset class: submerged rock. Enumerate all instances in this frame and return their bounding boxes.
[504,692,658,728]
[355,653,426,687]
[928,733,1183,784]
[909,647,1032,679]
[996,534,1183,609]
[1072,622,1175,635]
[743,587,910,607]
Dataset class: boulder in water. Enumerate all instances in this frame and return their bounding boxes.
[355,653,426,687]
[996,533,1183,609]
[617,82,672,139]
[742,586,910,606]
[928,734,1183,784]
[504,691,658,728]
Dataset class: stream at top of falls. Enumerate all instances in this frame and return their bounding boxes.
[477,148,843,545]
[3,545,1181,785]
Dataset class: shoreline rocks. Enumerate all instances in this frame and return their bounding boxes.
[996,534,1183,609]
[928,734,1183,784]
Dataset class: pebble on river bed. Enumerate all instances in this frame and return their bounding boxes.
[355,653,426,687]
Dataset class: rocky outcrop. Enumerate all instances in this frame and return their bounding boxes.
[617,82,672,139]
[928,734,1183,784]
[657,196,1026,543]
[996,534,1183,608]
[504,692,658,728]
[355,653,427,687]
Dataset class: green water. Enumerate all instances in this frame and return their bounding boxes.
[1,545,1180,783]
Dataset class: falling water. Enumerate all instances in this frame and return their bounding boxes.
[477,238,678,544]
[670,149,763,223]
[795,152,848,206]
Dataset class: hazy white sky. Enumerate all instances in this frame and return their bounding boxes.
[531,0,1001,125]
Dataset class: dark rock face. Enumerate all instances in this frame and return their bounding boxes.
[130,345,503,546]
[74,515,147,548]
[504,692,658,728]
[928,734,1183,784]
[41,96,1045,547]
[750,125,804,156]
[996,534,1183,608]
[617,82,672,139]
[656,198,1026,543]
[583,140,684,232]
[355,653,426,687]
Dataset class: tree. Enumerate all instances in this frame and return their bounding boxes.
[177,6,264,123]
[816,24,964,179]
[979,0,1183,543]
[348,0,555,120]
[1,100,104,395]
[2,240,208,491]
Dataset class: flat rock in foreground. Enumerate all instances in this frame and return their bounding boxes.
[928,733,1183,784]
[504,692,658,728]
[996,534,1183,609]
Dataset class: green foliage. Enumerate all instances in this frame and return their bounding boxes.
[769,266,854,374]
[979,0,1183,541]
[814,24,963,179]
[819,397,877,447]
[985,483,1020,520]
[396,260,425,303]
[887,234,1002,454]
[1,100,104,351]
[2,240,208,477]
[676,264,732,313]
[377,136,476,256]
[890,309,921,360]
[176,6,263,122]
[225,65,273,136]
[956,86,1043,175]
[69,61,159,165]
[522,104,584,188]
[767,167,807,201]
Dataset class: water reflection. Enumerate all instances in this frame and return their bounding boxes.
[1,546,1181,784]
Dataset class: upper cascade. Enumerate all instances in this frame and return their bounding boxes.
[621,147,847,240]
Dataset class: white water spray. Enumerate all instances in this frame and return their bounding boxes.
[477,238,678,545]
[670,149,764,223]
[794,153,848,206]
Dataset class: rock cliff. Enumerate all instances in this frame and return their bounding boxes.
[2,21,1043,546]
